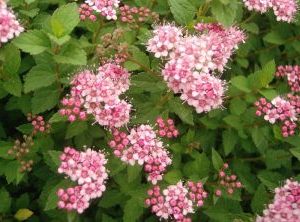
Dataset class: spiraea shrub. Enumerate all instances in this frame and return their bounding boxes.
[1,0,300,221]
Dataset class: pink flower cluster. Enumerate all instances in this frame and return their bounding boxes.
[243,0,298,23]
[256,179,300,222]
[216,163,243,196]
[147,23,245,113]
[119,4,159,25]
[276,65,300,92]
[57,147,108,214]
[59,63,132,128]
[79,3,97,21]
[145,181,208,221]
[156,117,179,138]
[255,96,299,137]
[0,1,24,45]
[27,113,51,135]
[85,0,120,20]
[108,124,172,184]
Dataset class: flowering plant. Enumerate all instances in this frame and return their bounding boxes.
[0,0,300,221]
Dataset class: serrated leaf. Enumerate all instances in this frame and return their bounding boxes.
[2,74,22,97]
[50,3,80,37]
[251,184,269,214]
[54,44,87,65]
[31,86,60,114]
[44,150,62,172]
[13,30,51,55]
[211,0,238,27]
[251,127,268,153]
[4,161,25,184]
[264,31,285,45]
[123,198,144,222]
[3,44,21,75]
[65,121,88,139]
[169,97,194,125]
[183,153,210,180]
[49,112,68,123]
[212,149,224,170]
[168,0,196,25]
[24,65,56,93]
[164,170,182,184]
[223,130,238,156]
[257,60,276,87]
[0,141,14,160]
[127,165,142,183]
[231,76,251,93]
[257,171,284,190]
[229,98,247,115]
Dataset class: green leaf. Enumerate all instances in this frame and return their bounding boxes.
[164,170,182,184]
[263,31,285,45]
[290,148,300,161]
[168,0,196,25]
[99,189,127,208]
[3,44,21,75]
[130,73,166,94]
[50,3,80,37]
[43,150,62,172]
[251,184,269,214]
[123,198,144,222]
[49,112,68,123]
[231,76,251,93]
[125,46,150,71]
[212,148,224,170]
[223,115,242,129]
[0,141,14,160]
[229,98,247,115]
[13,30,51,55]
[14,209,34,221]
[2,74,22,97]
[251,127,268,153]
[169,97,194,125]
[211,0,238,27]
[0,188,11,213]
[54,44,87,65]
[223,130,238,156]
[16,123,33,134]
[65,121,88,139]
[31,86,60,114]
[44,180,69,211]
[24,65,56,93]
[257,170,284,190]
[183,153,210,180]
[257,60,276,87]
[127,165,142,183]
[241,23,259,34]
[4,161,25,184]
[265,149,291,170]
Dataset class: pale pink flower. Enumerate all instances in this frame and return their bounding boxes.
[85,0,120,20]
[256,179,300,222]
[243,0,298,23]
[57,147,108,214]
[59,63,132,128]
[145,181,207,221]
[108,124,172,184]
[0,2,24,45]
[147,24,183,58]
